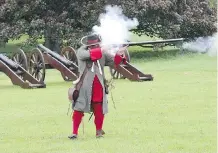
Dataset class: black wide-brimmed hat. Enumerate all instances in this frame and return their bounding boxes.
[80,33,102,47]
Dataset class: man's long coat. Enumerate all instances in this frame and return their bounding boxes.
[72,46,116,114]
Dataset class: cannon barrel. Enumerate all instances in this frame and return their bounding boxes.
[0,54,19,69]
[37,44,72,66]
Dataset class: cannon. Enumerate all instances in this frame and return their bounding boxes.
[0,49,46,88]
[28,44,78,82]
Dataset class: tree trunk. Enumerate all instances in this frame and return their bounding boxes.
[44,26,62,54]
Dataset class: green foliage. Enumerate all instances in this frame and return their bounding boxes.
[0,0,106,49]
[0,0,217,49]
[209,0,217,7]
[117,0,217,39]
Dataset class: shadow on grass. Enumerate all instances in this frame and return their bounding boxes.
[0,84,20,90]
[46,80,70,87]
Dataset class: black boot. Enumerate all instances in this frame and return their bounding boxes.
[96,130,105,138]
[68,134,78,140]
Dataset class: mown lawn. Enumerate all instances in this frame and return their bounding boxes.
[0,47,216,153]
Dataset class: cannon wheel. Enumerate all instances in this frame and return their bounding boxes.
[109,48,130,79]
[11,49,28,79]
[28,48,46,82]
[11,48,28,70]
[61,46,78,81]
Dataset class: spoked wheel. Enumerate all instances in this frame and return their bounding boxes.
[61,46,79,81]
[109,48,130,79]
[11,48,28,79]
[11,48,28,70]
[29,48,46,82]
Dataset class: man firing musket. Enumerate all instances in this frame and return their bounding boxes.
[68,33,127,139]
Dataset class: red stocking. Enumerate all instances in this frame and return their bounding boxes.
[92,103,104,131]
[72,110,84,135]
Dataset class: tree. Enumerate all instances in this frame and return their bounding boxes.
[0,0,217,51]
[0,0,107,52]
[117,0,217,39]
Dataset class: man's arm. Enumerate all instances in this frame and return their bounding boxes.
[77,46,102,61]
[104,47,127,67]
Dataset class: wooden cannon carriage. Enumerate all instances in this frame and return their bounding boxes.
[108,47,153,81]
[27,44,79,82]
[0,49,46,88]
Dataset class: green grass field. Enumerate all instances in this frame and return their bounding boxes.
[0,50,216,153]
[0,33,217,153]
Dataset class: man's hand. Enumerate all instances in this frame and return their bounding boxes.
[117,46,128,56]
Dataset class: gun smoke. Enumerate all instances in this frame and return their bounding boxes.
[182,32,217,57]
[92,5,138,54]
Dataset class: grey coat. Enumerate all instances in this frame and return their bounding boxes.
[72,46,116,114]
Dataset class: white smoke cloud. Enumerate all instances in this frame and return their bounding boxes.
[92,5,139,51]
[182,32,217,57]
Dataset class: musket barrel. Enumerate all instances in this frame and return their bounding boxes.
[125,38,184,46]
[101,38,184,47]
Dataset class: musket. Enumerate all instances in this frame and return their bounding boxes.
[100,38,184,48]
[123,38,184,46]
